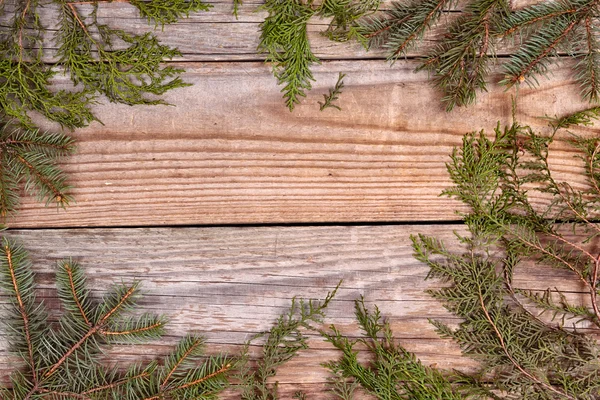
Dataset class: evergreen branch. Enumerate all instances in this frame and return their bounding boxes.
[233,0,242,18]
[81,371,151,395]
[475,281,576,400]
[577,16,600,102]
[0,122,74,218]
[15,152,71,207]
[2,239,231,399]
[2,241,38,385]
[502,17,580,87]
[161,335,205,388]
[319,72,346,111]
[237,284,339,399]
[43,284,137,378]
[323,298,462,399]
[130,0,212,27]
[60,261,92,327]
[98,321,165,336]
[2,0,209,130]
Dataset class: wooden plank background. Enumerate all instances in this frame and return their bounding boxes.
[0,226,590,397]
[1,0,599,397]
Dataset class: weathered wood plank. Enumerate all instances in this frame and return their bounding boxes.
[11,59,592,228]
[0,225,592,397]
[25,1,535,61]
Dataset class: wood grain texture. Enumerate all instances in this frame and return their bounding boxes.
[0,225,591,398]
[10,59,592,228]
[25,0,540,62]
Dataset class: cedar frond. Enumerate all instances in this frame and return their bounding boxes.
[319,72,346,111]
[258,0,378,110]
[130,0,212,27]
[237,284,339,399]
[323,298,462,399]
[1,0,209,129]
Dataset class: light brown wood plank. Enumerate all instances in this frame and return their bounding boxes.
[11,59,592,228]
[20,1,541,62]
[0,225,593,397]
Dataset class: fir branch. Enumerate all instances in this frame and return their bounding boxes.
[1,238,232,400]
[319,72,346,111]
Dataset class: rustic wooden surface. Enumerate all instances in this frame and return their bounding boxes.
[1,1,599,397]
[4,1,591,228]
[0,226,590,398]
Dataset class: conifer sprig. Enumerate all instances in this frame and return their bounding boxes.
[321,109,600,398]
[0,238,232,399]
[0,122,75,218]
[0,0,210,130]
[237,284,339,399]
[323,298,462,399]
[258,0,379,110]
[319,72,346,111]
[359,0,600,109]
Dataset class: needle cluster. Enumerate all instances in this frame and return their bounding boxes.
[360,0,600,110]
[0,237,232,399]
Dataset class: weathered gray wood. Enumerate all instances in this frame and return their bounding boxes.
[10,59,591,228]
[0,225,592,397]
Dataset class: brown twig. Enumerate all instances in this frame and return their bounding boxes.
[5,245,38,385]
[160,337,204,388]
[66,3,90,35]
[477,288,576,400]
[65,262,91,326]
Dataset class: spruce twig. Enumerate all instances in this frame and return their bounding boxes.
[0,122,75,218]
[0,238,232,399]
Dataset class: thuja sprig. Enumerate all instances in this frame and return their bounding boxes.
[0,0,211,130]
[319,72,346,111]
[0,122,75,217]
[323,297,462,400]
[236,284,339,399]
[259,0,379,110]
[0,237,232,399]
[412,109,600,398]
[322,109,600,399]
